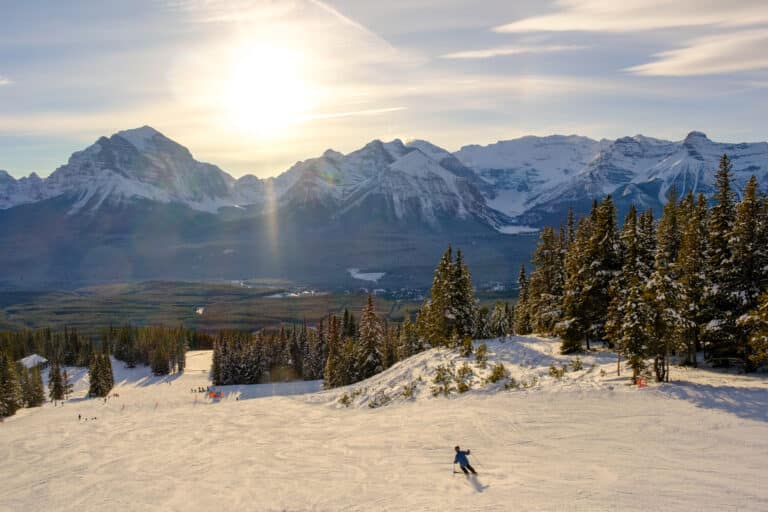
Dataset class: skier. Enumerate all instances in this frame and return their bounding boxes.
[454,446,477,475]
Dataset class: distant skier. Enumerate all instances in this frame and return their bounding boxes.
[454,446,477,475]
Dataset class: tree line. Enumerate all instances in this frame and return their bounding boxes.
[515,154,768,381]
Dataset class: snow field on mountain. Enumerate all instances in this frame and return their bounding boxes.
[1,338,768,511]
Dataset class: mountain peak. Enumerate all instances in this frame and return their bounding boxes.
[115,125,165,151]
[684,131,710,143]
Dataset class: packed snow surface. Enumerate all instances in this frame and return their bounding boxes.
[348,268,386,282]
[2,338,768,511]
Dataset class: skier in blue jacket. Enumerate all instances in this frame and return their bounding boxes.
[454,446,477,475]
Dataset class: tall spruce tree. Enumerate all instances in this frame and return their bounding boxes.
[645,187,682,382]
[528,226,565,334]
[514,264,532,334]
[702,154,738,361]
[675,193,708,366]
[729,176,768,370]
[23,366,45,407]
[48,360,65,401]
[583,195,621,346]
[356,295,384,380]
[0,351,24,417]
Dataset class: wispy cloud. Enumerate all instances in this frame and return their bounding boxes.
[494,0,768,33]
[442,44,586,60]
[0,76,11,86]
[627,30,768,76]
[304,106,406,120]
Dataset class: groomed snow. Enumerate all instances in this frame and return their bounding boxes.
[1,339,767,511]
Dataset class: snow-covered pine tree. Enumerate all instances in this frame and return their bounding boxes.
[514,264,532,334]
[645,187,682,382]
[48,360,64,401]
[702,154,738,362]
[675,193,708,366]
[417,246,453,346]
[740,292,768,368]
[397,318,423,359]
[355,295,384,381]
[528,226,564,334]
[618,275,653,383]
[558,214,594,353]
[729,176,767,371]
[450,249,478,338]
[323,315,344,388]
[474,306,492,339]
[606,205,639,360]
[0,350,24,417]
[62,369,74,399]
[22,365,45,407]
[583,195,621,347]
[490,302,513,337]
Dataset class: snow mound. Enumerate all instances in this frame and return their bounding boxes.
[18,353,48,368]
[311,336,622,409]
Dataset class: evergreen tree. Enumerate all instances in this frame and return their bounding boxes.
[323,315,344,388]
[397,319,423,359]
[62,369,74,399]
[617,276,653,383]
[356,295,384,380]
[675,193,708,366]
[528,226,564,334]
[417,246,453,346]
[606,206,640,354]
[741,292,768,367]
[645,187,682,382]
[449,249,478,338]
[583,195,621,346]
[490,302,513,337]
[729,176,767,370]
[702,154,738,361]
[474,307,492,340]
[558,214,594,353]
[23,366,45,407]
[48,361,65,401]
[514,264,532,334]
[0,351,24,417]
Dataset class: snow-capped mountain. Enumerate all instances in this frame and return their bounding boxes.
[0,127,504,228]
[2,126,767,289]
[2,127,768,229]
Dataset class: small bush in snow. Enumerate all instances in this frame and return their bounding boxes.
[503,377,519,390]
[338,393,352,407]
[475,343,488,368]
[459,337,473,357]
[431,364,455,396]
[455,362,474,393]
[570,357,584,371]
[402,382,416,399]
[486,362,509,384]
[368,391,391,408]
[549,364,566,379]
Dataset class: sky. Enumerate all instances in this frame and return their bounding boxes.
[1,0,767,179]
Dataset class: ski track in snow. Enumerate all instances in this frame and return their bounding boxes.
[1,338,768,511]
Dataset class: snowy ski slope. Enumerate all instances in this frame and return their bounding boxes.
[1,337,767,511]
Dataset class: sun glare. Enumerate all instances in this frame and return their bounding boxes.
[222,45,314,136]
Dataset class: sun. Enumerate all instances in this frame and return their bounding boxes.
[222,45,314,136]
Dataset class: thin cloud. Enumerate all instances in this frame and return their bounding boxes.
[304,106,406,121]
[494,0,768,33]
[0,76,11,86]
[442,44,586,60]
[628,30,768,76]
